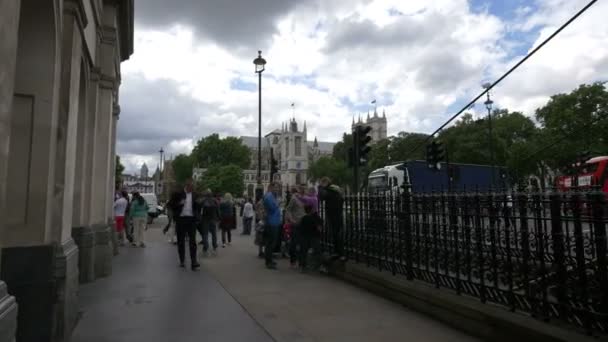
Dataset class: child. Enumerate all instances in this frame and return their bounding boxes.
[298,204,323,272]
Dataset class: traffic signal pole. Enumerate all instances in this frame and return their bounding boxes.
[353,128,359,193]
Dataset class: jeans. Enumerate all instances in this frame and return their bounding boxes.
[175,217,197,264]
[299,235,321,269]
[221,229,232,244]
[264,224,280,266]
[243,217,253,235]
[201,219,218,251]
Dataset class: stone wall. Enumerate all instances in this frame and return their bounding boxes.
[0,0,134,341]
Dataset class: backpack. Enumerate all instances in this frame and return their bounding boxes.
[201,197,219,220]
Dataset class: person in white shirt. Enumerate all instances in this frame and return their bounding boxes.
[167,179,201,270]
[241,198,254,235]
[113,191,129,245]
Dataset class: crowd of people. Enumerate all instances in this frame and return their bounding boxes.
[112,176,346,273]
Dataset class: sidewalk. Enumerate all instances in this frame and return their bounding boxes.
[71,219,273,342]
[200,230,479,342]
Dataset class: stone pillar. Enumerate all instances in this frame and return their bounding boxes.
[0,1,21,341]
[89,66,113,279]
[71,64,96,284]
[50,2,88,339]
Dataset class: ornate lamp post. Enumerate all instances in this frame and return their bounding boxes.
[482,83,496,188]
[253,50,267,201]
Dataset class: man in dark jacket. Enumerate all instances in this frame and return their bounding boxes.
[167,179,201,270]
[318,177,345,260]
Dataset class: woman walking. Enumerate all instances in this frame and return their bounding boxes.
[113,191,129,245]
[219,193,236,247]
[129,192,149,247]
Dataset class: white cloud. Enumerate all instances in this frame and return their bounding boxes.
[117,0,608,173]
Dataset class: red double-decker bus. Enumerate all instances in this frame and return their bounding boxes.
[556,156,608,193]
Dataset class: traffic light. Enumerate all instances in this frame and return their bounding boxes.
[355,125,372,166]
[426,140,444,170]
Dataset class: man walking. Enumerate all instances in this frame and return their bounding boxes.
[319,177,345,261]
[168,179,201,270]
[263,183,281,269]
[200,189,220,256]
[241,198,254,235]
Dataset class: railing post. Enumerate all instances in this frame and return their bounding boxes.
[403,186,414,280]
[571,191,591,333]
[449,192,461,294]
[549,192,568,320]
[591,191,608,326]
[517,192,532,313]
[474,191,486,303]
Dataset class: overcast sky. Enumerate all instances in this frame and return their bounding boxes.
[118,0,608,174]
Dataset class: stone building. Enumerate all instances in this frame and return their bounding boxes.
[140,162,149,179]
[0,1,133,341]
[352,108,388,144]
[240,119,334,198]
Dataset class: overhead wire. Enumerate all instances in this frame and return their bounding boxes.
[404,0,598,158]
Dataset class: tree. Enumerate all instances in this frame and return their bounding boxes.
[172,154,194,184]
[115,155,125,187]
[196,164,244,196]
[388,132,429,162]
[308,156,351,188]
[535,82,608,170]
[191,134,251,169]
[332,133,353,163]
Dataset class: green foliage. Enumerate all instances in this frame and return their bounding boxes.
[191,134,250,169]
[172,154,194,185]
[309,156,351,188]
[332,133,353,162]
[196,164,244,196]
[535,82,608,169]
[388,132,429,162]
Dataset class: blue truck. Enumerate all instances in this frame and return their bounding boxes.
[368,160,507,193]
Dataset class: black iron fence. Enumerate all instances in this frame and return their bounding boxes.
[320,189,608,336]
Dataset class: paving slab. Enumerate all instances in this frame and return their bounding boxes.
[71,218,273,342]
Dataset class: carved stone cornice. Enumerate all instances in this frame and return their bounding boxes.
[64,0,89,31]
[100,26,117,46]
[90,67,101,82]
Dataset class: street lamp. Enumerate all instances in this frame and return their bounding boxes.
[253,50,267,201]
[482,82,496,188]
[159,148,164,173]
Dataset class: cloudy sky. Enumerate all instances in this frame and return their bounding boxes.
[118,0,608,174]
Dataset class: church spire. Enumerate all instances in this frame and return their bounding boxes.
[374,107,378,118]
[382,108,386,119]
[367,110,370,121]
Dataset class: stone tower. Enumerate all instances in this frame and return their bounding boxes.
[352,108,388,144]
[140,163,149,180]
[278,118,308,186]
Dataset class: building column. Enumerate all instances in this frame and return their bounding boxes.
[89,67,114,278]
[71,62,96,284]
[0,1,22,341]
[108,105,119,255]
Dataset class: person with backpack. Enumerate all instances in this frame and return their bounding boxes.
[219,193,236,247]
[200,189,220,256]
[318,177,345,260]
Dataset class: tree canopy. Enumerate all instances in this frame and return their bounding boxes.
[191,134,250,169]
[172,154,194,184]
[196,164,244,196]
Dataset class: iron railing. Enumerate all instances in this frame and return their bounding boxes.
[320,189,608,336]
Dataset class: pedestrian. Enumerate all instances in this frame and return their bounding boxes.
[285,186,306,268]
[254,197,266,258]
[298,204,323,272]
[129,192,149,248]
[200,189,220,256]
[318,177,345,261]
[167,179,201,270]
[163,201,177,244]
[263,183,282,269]
[219,193,236,247]
[242,198,254,235]
[113,191,129,246]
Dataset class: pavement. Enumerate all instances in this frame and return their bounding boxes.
[72,216,479,342]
